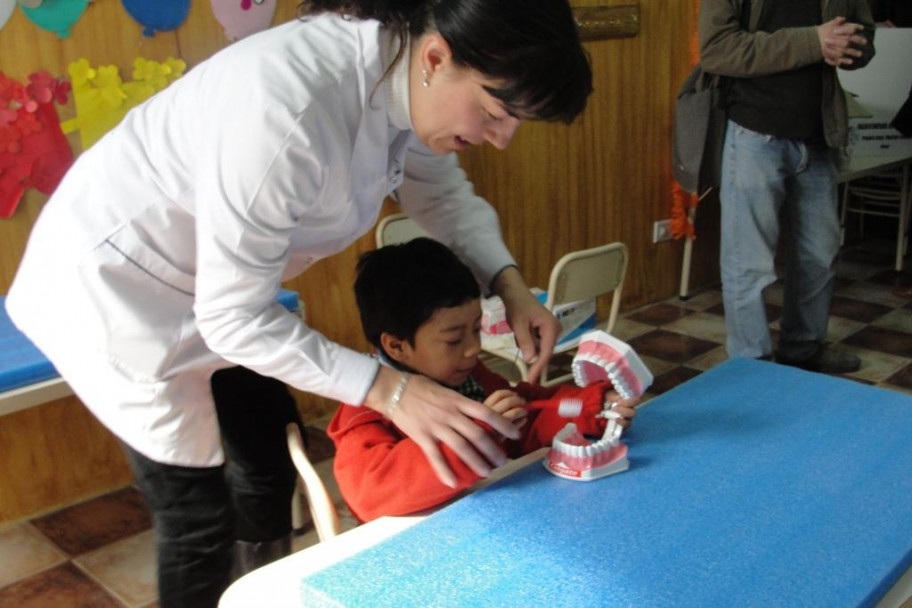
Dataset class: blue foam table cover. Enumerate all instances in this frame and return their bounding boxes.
[0,296,60,393]
[299,358,912,607]
[0,290,301,394]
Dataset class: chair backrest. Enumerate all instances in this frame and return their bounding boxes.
[375,213,432,248]
[286,423,341,542]
[538,242,628,386]
[545,242,628,334]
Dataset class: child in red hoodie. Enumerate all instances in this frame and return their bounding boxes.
[328,238,638,523]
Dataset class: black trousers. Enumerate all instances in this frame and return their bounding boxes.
[123,367,302,608]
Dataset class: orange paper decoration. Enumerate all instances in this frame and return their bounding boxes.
[669,0,704,240]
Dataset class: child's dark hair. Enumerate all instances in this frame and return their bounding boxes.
[298,0,592,123]
[354,237,481,352]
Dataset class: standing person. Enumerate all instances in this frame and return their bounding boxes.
[5,1,593,605]
[699,0,875,372]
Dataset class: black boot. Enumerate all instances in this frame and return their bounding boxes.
[776,343,861,374]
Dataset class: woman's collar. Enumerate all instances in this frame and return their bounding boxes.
[381,31,413,132]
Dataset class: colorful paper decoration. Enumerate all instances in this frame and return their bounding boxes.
[0,0,15,32]
[0,71,73,218]
[670,0,703,241]
[121,0,189,37]
[60,57,186,151]
[211,0,276,41]
[19,0,88,38]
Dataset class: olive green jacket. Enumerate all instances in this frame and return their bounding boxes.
[698,0,876,148]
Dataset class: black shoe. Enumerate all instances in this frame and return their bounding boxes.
[776,343,861,374]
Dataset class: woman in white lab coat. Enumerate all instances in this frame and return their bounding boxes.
[7,0,592,605]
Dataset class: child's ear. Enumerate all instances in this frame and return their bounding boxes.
[380,332,412,366]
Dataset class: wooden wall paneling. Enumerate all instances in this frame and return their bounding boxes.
[175,1,299,68]
[58,1,181,71]
[175,0,236,67]
[0,193,43,295]
[0,0,718,503]
[672,2,722,293]
[0,2,207,524]
[0,396,133,524]
[457,1,691,313]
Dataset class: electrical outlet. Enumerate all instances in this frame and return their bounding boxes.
[653,219,673,243]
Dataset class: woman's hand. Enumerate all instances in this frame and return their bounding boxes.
[603,391,639,429]
[363,366,520,488]
[492,266,561,383]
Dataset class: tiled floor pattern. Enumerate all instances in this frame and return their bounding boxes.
[0,239,910,606]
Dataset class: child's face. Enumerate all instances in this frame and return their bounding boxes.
[398,298,483,388]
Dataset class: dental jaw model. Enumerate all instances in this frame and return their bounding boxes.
[545,330,653,481]
[572,330,653,400]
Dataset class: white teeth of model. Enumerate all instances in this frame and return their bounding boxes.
[615,380,632,399]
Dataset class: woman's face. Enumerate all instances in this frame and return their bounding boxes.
[409,35,523,155]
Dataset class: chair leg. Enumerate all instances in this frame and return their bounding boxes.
[291,484,305,534]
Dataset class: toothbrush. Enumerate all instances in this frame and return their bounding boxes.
[523,397,584,418]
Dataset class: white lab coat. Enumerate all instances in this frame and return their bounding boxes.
[6,15,515,466]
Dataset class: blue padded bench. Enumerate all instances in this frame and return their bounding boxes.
[0,295,72,416]
[0,289,303,417]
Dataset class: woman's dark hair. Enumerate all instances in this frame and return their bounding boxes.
[354,237,481,352]
[298,0,592,123]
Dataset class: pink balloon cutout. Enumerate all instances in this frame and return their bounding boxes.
[211,0,275,41]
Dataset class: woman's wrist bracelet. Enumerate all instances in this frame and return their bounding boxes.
[386,372,411,418]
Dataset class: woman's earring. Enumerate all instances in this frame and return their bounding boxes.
[421,69,430,88]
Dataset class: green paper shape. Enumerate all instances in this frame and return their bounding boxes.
[20,0,88,38]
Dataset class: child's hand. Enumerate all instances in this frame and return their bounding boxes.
[603,391,639,429]
[483,389,528,430]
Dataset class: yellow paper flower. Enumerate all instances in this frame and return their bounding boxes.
[66,57,185,150]
[93,66,123,90]
[68,59,96,88]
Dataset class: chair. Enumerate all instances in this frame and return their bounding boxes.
[286,423,341,542]
[482,242,628,387]
[375,213,432,248]
[840,166,910,271]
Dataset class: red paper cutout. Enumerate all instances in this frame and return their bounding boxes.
[0,71,73,218]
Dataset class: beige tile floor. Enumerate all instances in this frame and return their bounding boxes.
[0,238,910,607]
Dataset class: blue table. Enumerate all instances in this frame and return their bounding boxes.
[294,359,912,607]
[1,290,303,415]
[0,295,61,394]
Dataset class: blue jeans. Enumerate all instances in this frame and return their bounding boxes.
[720,121,840,360]
[124,367,301,608]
